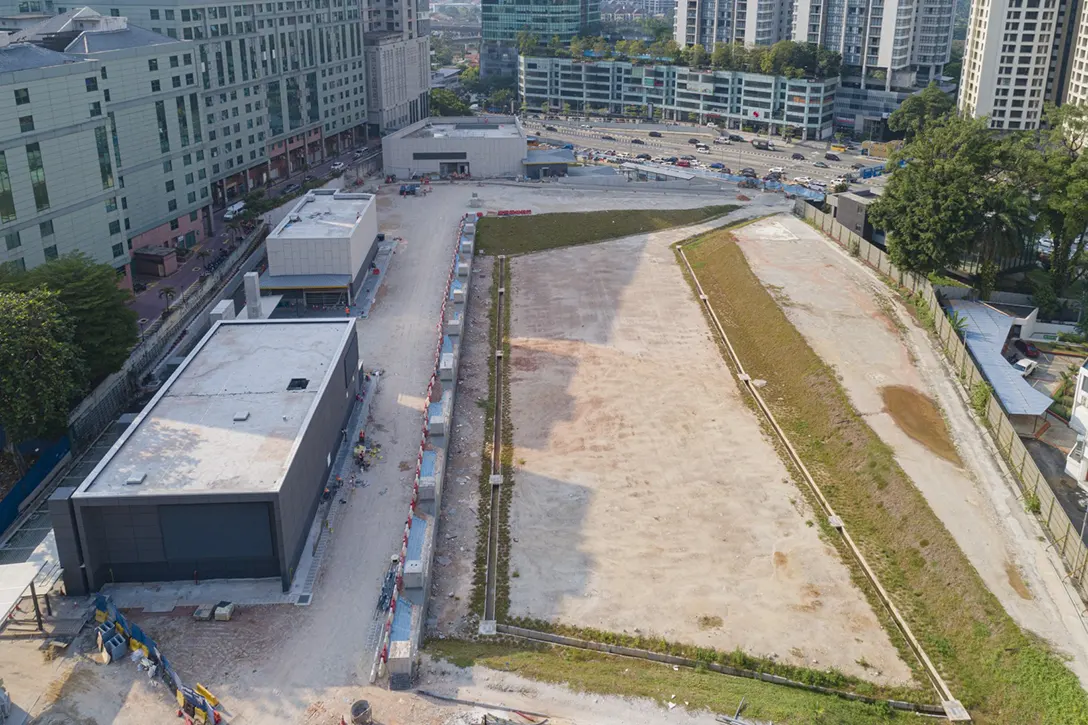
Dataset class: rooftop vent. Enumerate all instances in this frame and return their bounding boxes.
[288,214,302,222]
[125,473,147,486]
[287,378,309,391]
[233,411,251,422]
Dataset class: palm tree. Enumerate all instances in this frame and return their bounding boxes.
[158,285,177,307]
[226,218,243,241]
[946,310,968,339]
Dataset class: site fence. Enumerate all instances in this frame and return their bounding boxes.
[66,224,270,452]
[794,200,1088,603]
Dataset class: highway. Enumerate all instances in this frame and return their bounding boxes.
[521,117,892,188]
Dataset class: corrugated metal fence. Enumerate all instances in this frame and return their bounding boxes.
[794,200,1088,604]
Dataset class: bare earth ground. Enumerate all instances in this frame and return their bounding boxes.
[6,185,793,725]
[732,214,1088,684]
[504,210,913,685]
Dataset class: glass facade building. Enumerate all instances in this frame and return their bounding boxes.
[482,0,601,76]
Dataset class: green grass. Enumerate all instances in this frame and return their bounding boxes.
[680,227,1088,725]
[427,640,908,724]
[475,206,738,256]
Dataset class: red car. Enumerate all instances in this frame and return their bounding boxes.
[1014,339,1040,358]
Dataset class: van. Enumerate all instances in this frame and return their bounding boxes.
[223,202,245,220]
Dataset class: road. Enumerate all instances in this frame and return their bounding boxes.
[126,143,382,324]
[522,117,892,188]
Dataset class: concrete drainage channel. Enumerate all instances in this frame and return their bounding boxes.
[479,254,507,635]
[673,239,971,722]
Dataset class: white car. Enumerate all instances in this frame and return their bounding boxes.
[1014,358,1038,377]
[714,137,731,144]
[331,161,346,171]
[792,176,812,186]
[697,147,711,154]
[769,166,784,174]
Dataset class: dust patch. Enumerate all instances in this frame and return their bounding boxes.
[880,385,962,466]
[1005,561,1033,600]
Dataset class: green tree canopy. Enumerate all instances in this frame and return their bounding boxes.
[0,287,84,448]
[869,115,1031,276]
[887,82,956,141]
[430,88,471,116]
[0,253,137,384]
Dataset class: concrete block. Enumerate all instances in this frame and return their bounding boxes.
[192,604,215,621]
[457,260,471,278]
[460,239,474,255]
[439,352,456,382]
[446,313,463,337]
[403,560,424,589]
[213,602,236,621]
[210,299,235,323]
[462,222,476,238]
[452,286,466,305]
[387,640,412,675]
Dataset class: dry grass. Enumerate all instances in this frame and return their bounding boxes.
[680,227,1088,725]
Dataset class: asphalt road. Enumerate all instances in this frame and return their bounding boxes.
[522,117,891,187]
[128,143,382,324]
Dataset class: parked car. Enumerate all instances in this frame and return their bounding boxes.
[601,135,616,141]
[1014,358,1038,377]
[824,152,840,161]
[331,161,346,171]
[728,134,745,142]
[769,166,784,174]
[1014,339,1041,358]
[133,281,148,293]
[688,138,700,144]
[740,167,757,177]
[710,162,725,169]
[648,131,662,137]
[697,147,711,154]
[813,161,830,168]
[791,152,805,160]
[680,154,696,160]
[851,162,865,169]
[636,153,652,160]
[303,174,315,182]
[545,125,558,131]
[793,176,812,186]
[676,160,691,167]
[631,138,646,144]
[663,156,678,163]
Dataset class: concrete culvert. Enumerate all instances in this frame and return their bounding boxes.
[350,700,372,724]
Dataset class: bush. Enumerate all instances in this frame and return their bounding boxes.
[970,381,993,419]
[1024,490,1042,515]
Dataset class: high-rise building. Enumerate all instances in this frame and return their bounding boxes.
[481,0,601,77]
[1067,0,1088,103]
[364,0,430,130]
[958,0,1071,129]
[674,0,791,49]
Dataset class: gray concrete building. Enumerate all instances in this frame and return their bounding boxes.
[51,318,360,594]
[0,41,125,274]
[381,115,527,178]
[363,0,430,133]
[519,56,837,139]
[675,0,792,50]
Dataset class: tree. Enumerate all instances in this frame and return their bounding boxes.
[0,253,137,385]
[547,35,562,55]
[430,88,471,116]
[516,30,539,55]
[569,36,586,58]
[488,87,513,111]
[973,185,1033,299]
[158,285,178,306]
[431,36,455,67]
[868,115,1017,275]
[226,218,244,241]
[460,64,482,93]
[0,287,84,456]
[887,82,956,141]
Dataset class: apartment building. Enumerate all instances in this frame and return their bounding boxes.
[363,0,428,131]
[519,55,837,138]
[959,0,1064,129]
[674,0,792,49]
[1068,0,1088,102]
[2,0,370,204]
[481,0,600,77]
[0,42,125,275]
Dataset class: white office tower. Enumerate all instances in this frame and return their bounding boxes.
[674,0,793,49]
[1069,0,1088,104]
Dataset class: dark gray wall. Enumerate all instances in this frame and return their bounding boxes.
[48,487,88,596]
[275,326,359,589]
[75,498,278,590]
[836,196,874,242]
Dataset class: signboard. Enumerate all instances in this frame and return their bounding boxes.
[687,81,714,94]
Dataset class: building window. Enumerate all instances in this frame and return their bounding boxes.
[155,101,171,152]
[25,143,49,212]
[187,191,196,203]
[109,220,121,235]
[89,101,102,117]
[163,160,172,172]
[165,180,175,192]
[170,218,180,230]
[121,197,127,210]
[4,231,19,251]
[151,80,161,92]
[14,88,29,105]
[168,199,177,211]
[165,9,174,19]
[149,58,158,71]
[103,90,110,102]
[109,8,119,16]
[111,242,124,257]
[150,8,159,18]
[0,152,13,223]
[100,66,107,79]
[189,210,198,221]
[105,196,117,212]
[85,77,98,92]
[94,126,114,189]
[170,55,179,68]
[43,244,58,260]
[185,172,194,184]
[39,220,53,238]
[19,116,33,133]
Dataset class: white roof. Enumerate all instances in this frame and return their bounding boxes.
[74,320,355,498]
[269,190,375,240]
[948,300,1054,416]
[0,562,43,623]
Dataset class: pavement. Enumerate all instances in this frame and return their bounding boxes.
[126,142,382,324]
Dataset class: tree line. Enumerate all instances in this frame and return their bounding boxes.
[870,89,1088,305]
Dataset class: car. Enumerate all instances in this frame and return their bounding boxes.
[740,167,757,177]
[688,138,700,144]
[331,161,346,171]
[1014,339,1041,358]
[824,152,840,161]
[710,162,725,169]
[728,134,745,142]
[663,156,678,163]
[636,153,652,160]
[631,138,646,144]
[675,160,691,167]
[304,174,315,182]
[1014,358,1038,377]
[283,182,301,194]
[791,152,805,160]
[851,162,865,170]
[697,147,711,154]
[601,135,616,141]
[793,176,812,185]
[680,154,696,160]
[713,137,730,145]
[545,125,558,131]
[769,166,784,174]
[133,281,148,293]
[831,176,848,186]
[648,131,662,137]
[813,161,829,168]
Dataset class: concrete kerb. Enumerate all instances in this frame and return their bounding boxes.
[673,233,968,721]
[372,213,477,688]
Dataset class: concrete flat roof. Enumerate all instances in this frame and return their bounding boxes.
[269,190,375,241]
[619,162,695,180]
[403,117,523,140]
[74,319,355,499]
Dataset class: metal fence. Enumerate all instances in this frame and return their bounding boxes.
[66,224,269,451]
[795,200,1088,604]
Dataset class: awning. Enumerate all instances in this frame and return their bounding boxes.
[0,561,44,623]
[948,300,1054,416]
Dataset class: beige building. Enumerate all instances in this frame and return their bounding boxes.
[381,116,527,179]
[1067,0,1088,103]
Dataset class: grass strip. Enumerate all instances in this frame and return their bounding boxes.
[681,226,1088,725]
[428,639,912,724]
[476,206,737,256]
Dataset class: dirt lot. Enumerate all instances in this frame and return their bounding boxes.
[732,214,1088,684]
[504,211,913,684]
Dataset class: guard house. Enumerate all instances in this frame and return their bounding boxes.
[50,319,360,595]
[523,148,575,179]
[260,190,380,308]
